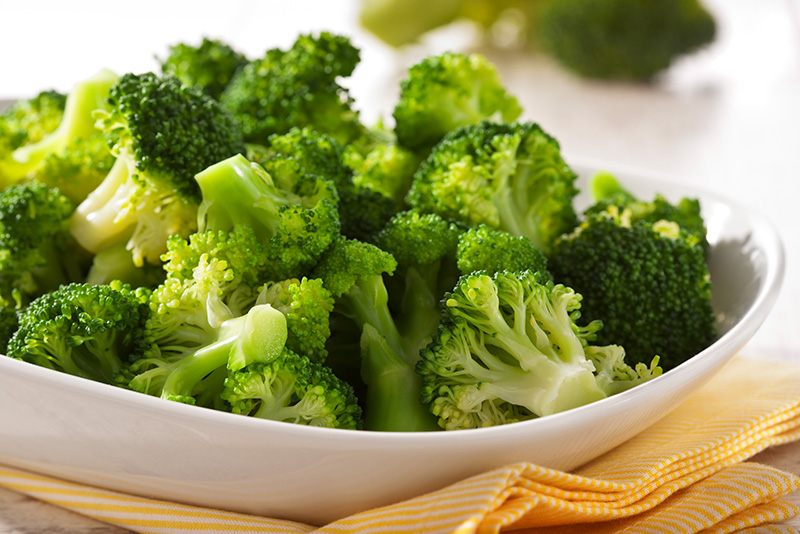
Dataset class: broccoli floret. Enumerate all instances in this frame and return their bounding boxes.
[195,154,340,280]
[417,270,661,430]
[0,90,67,156]
[220,32,364,147]
[26,133,115,205]
[456,224,549,277]
[139,226,272,366]
[313,235,441,431]
[159,37,249,100]
[69,72,245,267]
[0,71,118,187]
[256,277,335,364]
[0,183,90,299]
[406,120,578,254]
[588,171,710,257]
[124,303,288,408]
[393,52,522,153]
[6,281,151,385]
[532,0,717,81]
[549,203,716,370]
[222,346,363,429]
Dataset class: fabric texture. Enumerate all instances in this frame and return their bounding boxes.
[1,355,799,534]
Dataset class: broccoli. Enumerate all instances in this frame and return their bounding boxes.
[393,52,523,153]
[220,32,364,147]
[159,37,249,100]
[27,134,115,205]
[532,0,717,81]
[222,346,363,429]
[456,224,549,277]
[588,171,710,257]
[0,90,67,156]
[0,182,90,301]
[256,277,336,364]
[69,72,245,267]
[549,200,716,370]
[0,70,118,187]
[417,270,661,430]
[313,235,441,431]
[249,126,396,243]
[195,153,340,280]
[124,302,288,407]
[6,281,151,385]
[358,0,463,47]
[85,243,165,289]
[406,120,579,254]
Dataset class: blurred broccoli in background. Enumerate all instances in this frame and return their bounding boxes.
[359,0,717,82]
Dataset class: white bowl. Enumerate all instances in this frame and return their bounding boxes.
[0,162,785,525]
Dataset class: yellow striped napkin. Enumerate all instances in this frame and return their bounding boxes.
[1,354,799,534]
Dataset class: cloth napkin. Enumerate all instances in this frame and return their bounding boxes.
[1,355,800,534]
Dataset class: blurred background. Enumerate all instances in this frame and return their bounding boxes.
[1,0,798,358]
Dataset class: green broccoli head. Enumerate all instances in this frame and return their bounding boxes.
[393,52,522,152]
[549,204,716,370]
[0,182,89,298]
[220,32,364,147]
[406,120,579,254]
[532,0,717,81]
[195,154,341,280]
[159,37,249,100]
[6,280,151,384]
[456,224,549,277]
[257,277,335,364]
[417,270,659,430]
[70,71,246,266]
[222,347,363,429]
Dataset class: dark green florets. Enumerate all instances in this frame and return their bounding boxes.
[456,225,549,277]
[6,281,151,384]
[549,205,716,369]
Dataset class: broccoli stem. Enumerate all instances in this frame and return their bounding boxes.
[344,274,405,359]
[70,156,137,253]
[360,324,440,432]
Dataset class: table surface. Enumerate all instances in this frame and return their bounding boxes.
[1,0,799,531]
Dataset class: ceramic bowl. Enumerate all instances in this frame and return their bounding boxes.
[0,162,785,525]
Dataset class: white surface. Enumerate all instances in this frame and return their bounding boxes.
[0,168,784,525]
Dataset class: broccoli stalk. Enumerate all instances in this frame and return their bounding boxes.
[417,270,660,430]
[70,72,245,266]
[313,236,441,431]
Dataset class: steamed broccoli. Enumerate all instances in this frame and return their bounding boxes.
[159,37,249,100]
[0,70,118,187]
[0,182,90,301]
[417,270,661,430]
[358,0,463,47]
[69,72,245,267]
[222,346,363,429]
[6,281,151,385]
[0,90,66,157]
[313,235,440,431]
[195,153,340,280]
[256,277,336,364]
[220,32,364,147]
[549,195,716,370]
[456,224,549,277]
[393,52,522,153]
[532,0,717,81]
[406,120,579,254]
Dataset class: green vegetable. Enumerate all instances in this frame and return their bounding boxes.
[159,37,249,100]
